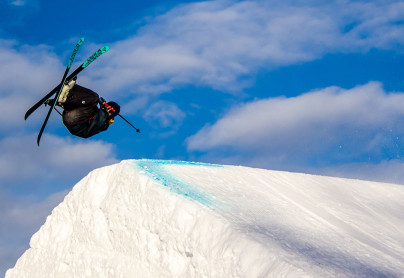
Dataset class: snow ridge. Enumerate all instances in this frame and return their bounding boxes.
[6,159,404,277]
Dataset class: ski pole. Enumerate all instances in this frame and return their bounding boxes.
[118,114,140,133]
[54,107,63,117]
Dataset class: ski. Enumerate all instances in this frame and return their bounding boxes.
[24,45,110,120]
[36,37,84,146]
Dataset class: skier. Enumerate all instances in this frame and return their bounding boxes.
[46,78,120,138]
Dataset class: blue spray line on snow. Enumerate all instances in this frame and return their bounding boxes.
[135,159,222,208]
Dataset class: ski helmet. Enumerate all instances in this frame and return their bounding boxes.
[107,101,120,117]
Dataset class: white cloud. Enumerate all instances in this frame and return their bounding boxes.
[8,0,39,8]
[0,40,61,131]
[0,40,60,92]
[0,134,118,188]
[10,0,25,6]
[186,82,404,183]
[85,0,404,95]
[143,100,186,137]
[2,0,404,110]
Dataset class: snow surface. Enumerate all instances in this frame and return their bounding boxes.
[6,159,404,277]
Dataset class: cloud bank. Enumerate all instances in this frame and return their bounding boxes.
[87,0,404,95]
[0,40,62,131]
[0,134,118,190]
[186,82,404,183]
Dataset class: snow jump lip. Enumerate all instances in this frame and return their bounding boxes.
[135,159,223,207]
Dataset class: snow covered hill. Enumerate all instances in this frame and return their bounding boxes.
[6,160,404,277]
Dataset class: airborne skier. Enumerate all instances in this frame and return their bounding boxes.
[46,78,120,138]
[25,39,139,145]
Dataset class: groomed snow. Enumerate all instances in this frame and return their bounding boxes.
[6,160,404,277]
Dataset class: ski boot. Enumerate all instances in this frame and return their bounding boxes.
[44,77,76,108]
[58,77,76,105]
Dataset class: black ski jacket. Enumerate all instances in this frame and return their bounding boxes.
[62,85,110,138]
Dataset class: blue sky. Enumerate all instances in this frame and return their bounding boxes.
[1,0,404,275]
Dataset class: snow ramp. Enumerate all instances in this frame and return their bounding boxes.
[6,159,404,277]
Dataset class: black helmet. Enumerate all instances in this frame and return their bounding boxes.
[106,101,120,117]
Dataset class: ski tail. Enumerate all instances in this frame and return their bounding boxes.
[25,46,110,121]
[36,37,84,146]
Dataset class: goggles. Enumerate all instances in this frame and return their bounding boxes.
[102,101,116,114]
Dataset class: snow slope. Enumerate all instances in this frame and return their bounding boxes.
[6,160,404,277]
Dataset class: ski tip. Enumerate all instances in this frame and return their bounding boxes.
[82,46,110,69]
[76,37,85,45]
